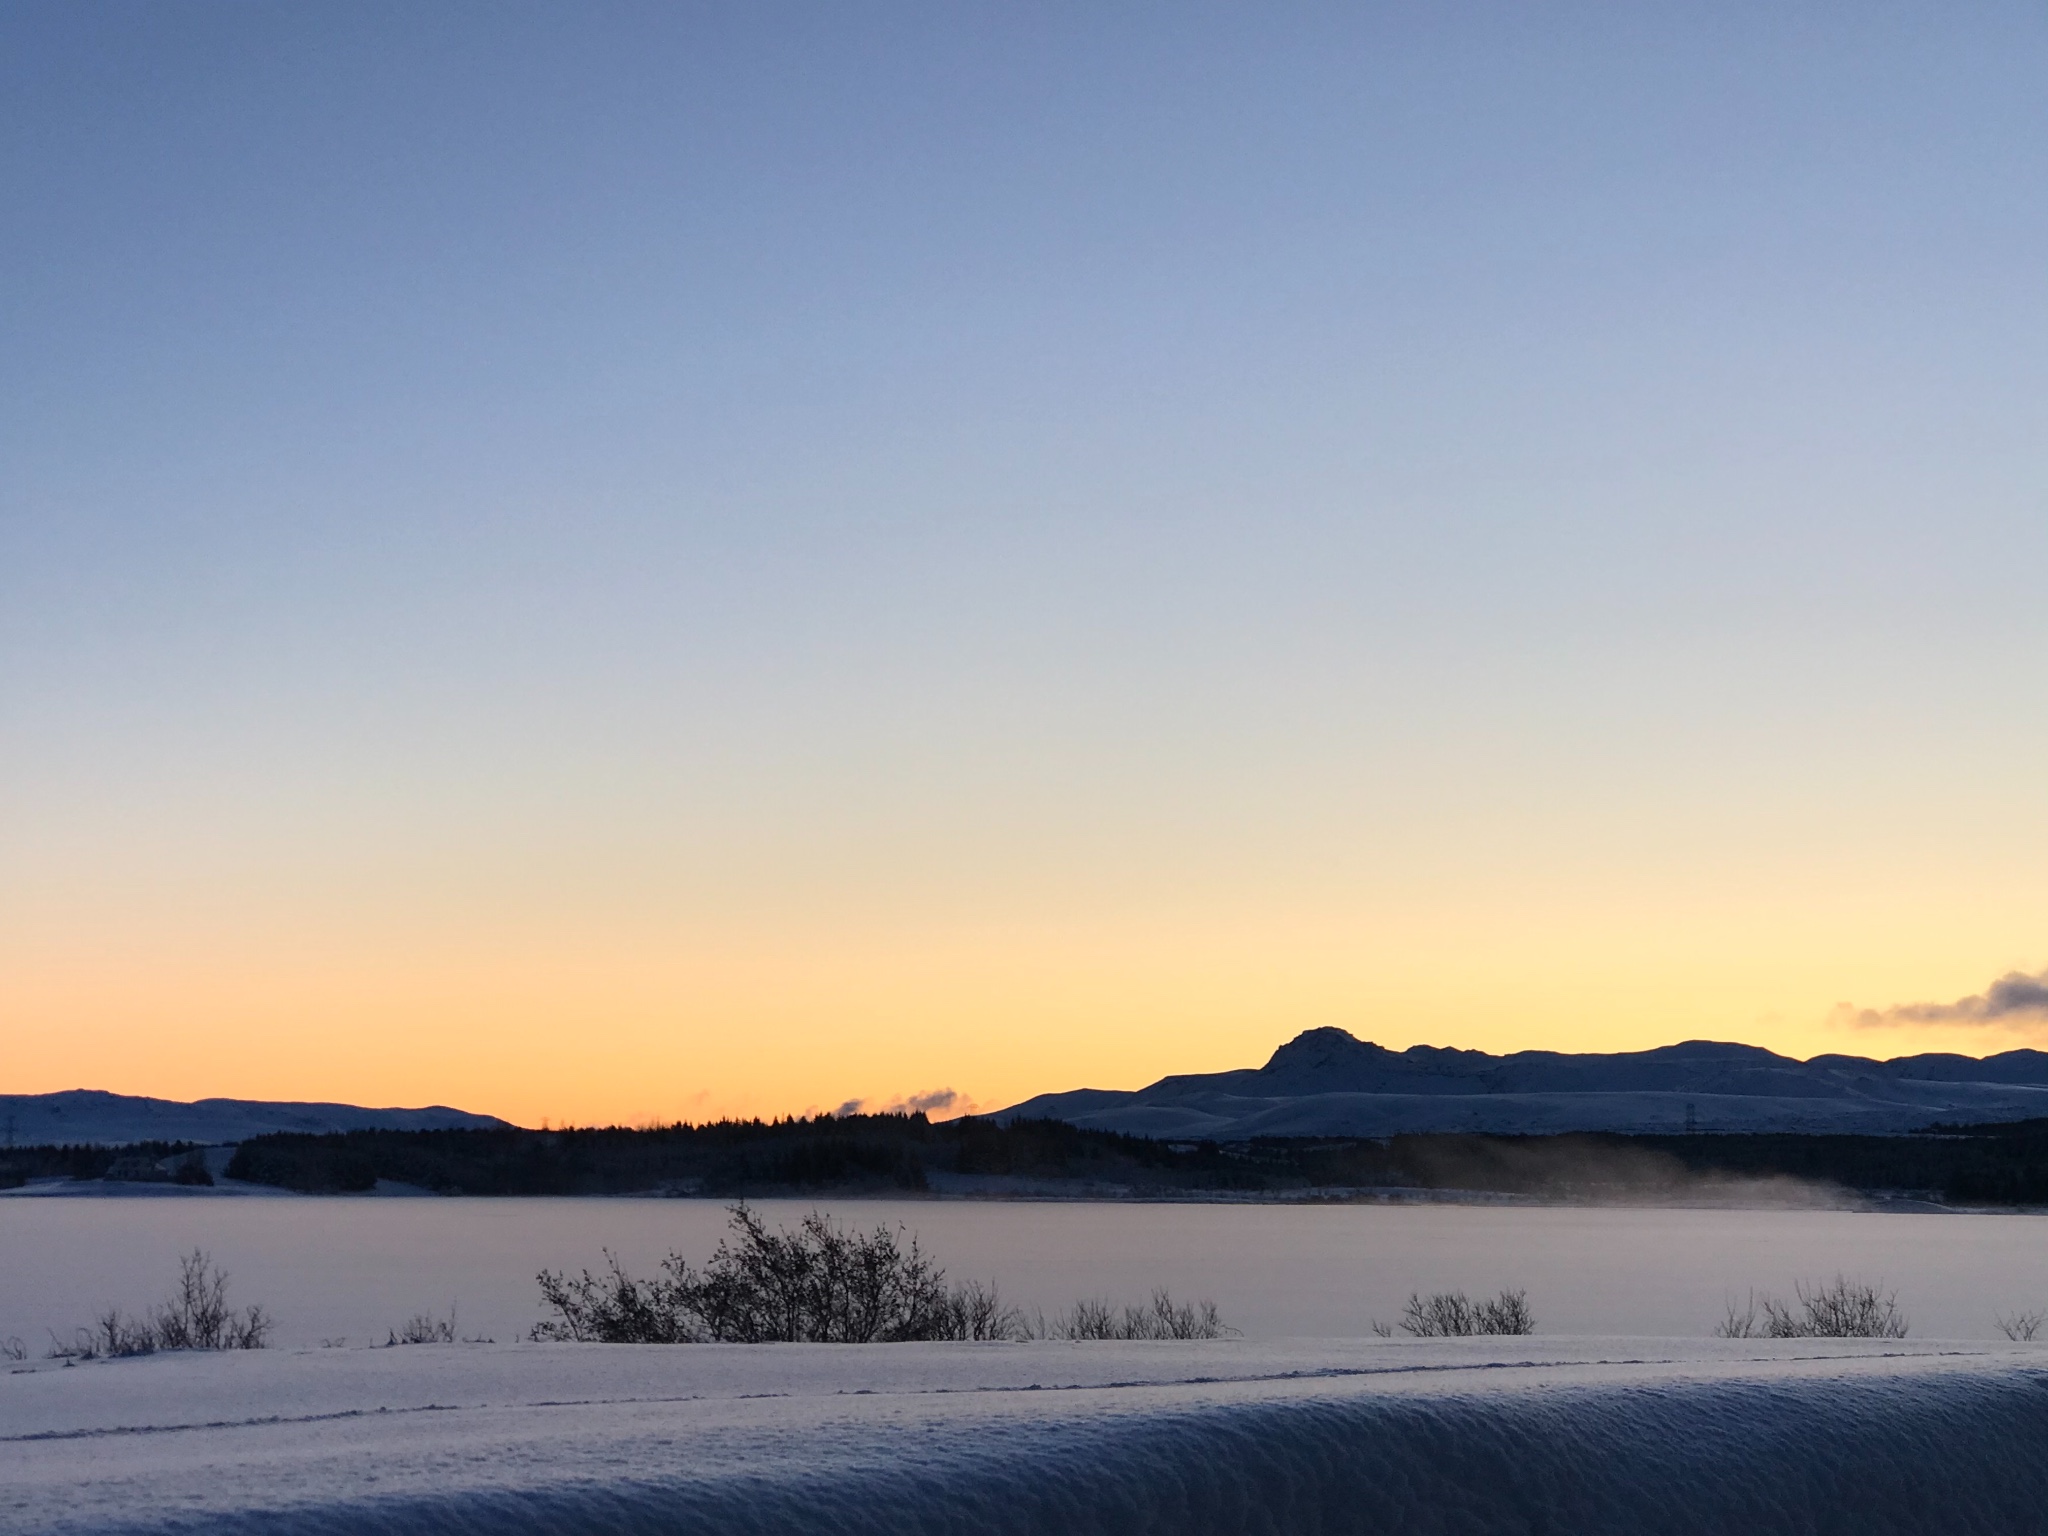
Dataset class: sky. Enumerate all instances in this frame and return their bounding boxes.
[4,2,2047,1127]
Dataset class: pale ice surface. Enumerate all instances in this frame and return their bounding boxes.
[6,1337,2048,1534]
[8,1197,2048,1349]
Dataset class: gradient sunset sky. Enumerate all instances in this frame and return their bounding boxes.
[6,3,2047,1127]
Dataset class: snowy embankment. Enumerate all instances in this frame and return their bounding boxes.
[7,1339,2048,1535]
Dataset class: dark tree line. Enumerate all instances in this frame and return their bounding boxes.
[18,1112,2048,1206]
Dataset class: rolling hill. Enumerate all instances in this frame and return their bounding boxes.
[996,1029,2048,1138]
[0,1089,512,1148]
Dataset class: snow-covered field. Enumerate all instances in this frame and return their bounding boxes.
[7,1337,2048,1535]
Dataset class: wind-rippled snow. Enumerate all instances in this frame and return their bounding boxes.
[7,1339,2048,1535]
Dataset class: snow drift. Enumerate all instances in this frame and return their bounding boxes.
[6,1338,2048,1535]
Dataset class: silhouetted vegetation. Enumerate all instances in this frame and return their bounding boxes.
[1715,1277,1907,1339]
[0,1140,201,1188]
[535,1204,1026,1342]
[383,1306,489,1345]
[387,1311,457,1345]
[225,1114,1266,1196]
[1048,1291,1230,1340]
[204,1112,2048,1207]
[48,1251,271,1359]
[1394,1289,1535,1337]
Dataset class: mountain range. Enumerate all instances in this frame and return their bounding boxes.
[995,1029,2048,1138]
[0,1090,511,1148]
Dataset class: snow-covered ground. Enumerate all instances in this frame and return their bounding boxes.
[6,1338,2047,1535]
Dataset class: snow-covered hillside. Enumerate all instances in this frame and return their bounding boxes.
[998,1029,2048,1137]
[5,1337,2047,1534]
[0,1090,510,1148]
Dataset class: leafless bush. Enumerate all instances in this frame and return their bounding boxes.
[387,1308,458,1345]
[534,1249,696,1342]
[533,1205,1227,1345]
[1046,1290,1230,1341]
[1476,1289,1535,1334]
[157,1251,271,1349]
[49,1252,270,1359]
[1716,1277,1907,1339]
[1,1336,26,1363]
[943,1279,1029,1341]
[536,1205,962,1343]
[95,1309,160,1357]
[1996,1310,2045,1342]
[1397,1288,1535,1337]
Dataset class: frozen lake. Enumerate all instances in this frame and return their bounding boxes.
[3,1195,2045,1349]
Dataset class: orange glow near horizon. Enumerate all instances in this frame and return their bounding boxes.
[10,862,2045,1128]
[8,5,2048,1142]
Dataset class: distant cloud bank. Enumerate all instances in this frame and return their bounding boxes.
[1840,968,2048,1031]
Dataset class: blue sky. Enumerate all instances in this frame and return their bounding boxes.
[5,3,2046,1120]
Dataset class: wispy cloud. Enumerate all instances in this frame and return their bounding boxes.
[1838,968,2048,1032]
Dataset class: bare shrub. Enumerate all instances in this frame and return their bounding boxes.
[533,1206,1225,1345]
[1715,1277,1906,1339]
[1475,1289,1535,1334]
[52,1251,270,1358]
[692,1205,955,1342]
[1,1336,26,1363]
[1996,1310,2045,1342]
[1046,1289,1230,1341]
[387,1308,458,1345]
[1399,1288,1535,1337]
[944,1279,1028,1342]
[536,1205,972,1343]
[535,1250,698,1343]
[1400,1291,1476,1337]
[155,1250,271,1349]
[93,1309,159,1357]
[47,1332,96,1362]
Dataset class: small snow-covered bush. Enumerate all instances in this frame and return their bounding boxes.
[1716,1277,1907,1339]
[1396,1289,1535,1337]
